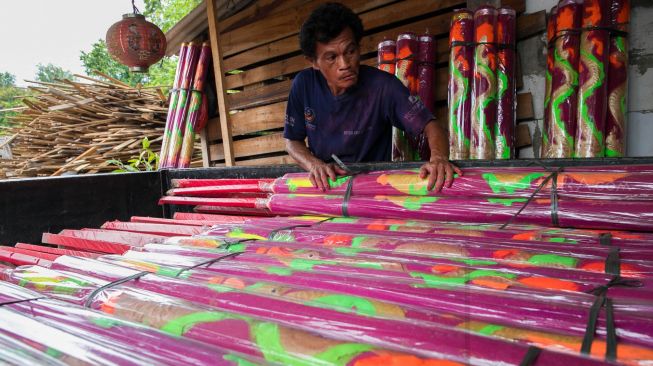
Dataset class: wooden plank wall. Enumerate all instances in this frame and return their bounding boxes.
[203,0,544,166]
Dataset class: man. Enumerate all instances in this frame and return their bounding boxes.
[284,2,461,191]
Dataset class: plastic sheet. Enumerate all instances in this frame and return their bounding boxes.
[392,32,419,161]
[0,282,246,366]
[270,169,653,201]
[495,7,516,159]
[91,250,653,365]
[264,193,653,232]
[377,39,396,75]
[542,6,558,157]
[5,265,505,366]
[470,6,498,159]
[448,9,474,160]
[546,0,583,158]
[575,0,610,158]
[99,250,653,352]
[604,0,630,157]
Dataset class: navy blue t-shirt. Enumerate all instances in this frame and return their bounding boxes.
[283,65,433,162]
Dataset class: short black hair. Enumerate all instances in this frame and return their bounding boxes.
[299,2,364,59]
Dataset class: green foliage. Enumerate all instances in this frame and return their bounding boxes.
[107,137,159,172]
[143,0,203,33]
[0,71,28,131]
[80,39,147,86]
[0,72,15,88]
[35,63,74,83]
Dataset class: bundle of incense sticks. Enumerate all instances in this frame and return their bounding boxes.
[392,32,419,161]
[159,42,212,169]
[542,6,558,157]
[495,7,517,159]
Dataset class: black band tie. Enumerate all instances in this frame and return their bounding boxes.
[599,233,612,246]
[605,247,621,276]
[581,294,606,356]
[500,167,563,230]
[267,217,334,240]
[0,297,46,307]
[175,252,242,278]
[587,275,643,297]
[84,271,150,308]
[519,346,542,366]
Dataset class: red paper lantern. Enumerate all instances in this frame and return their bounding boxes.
[106,13,166,73]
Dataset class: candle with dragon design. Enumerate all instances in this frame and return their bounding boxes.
[542,7,558,157]
[546,0,583,158]
[392,33,419,161]
[159,43,188,170]
[448,9,475,160]
[495,7,516,159]
[177,42,211,168]
[575,0,611,157]
[604,0,630,157]
[160,42,201,168]
[470,6,498,160]
[377,39,396,75]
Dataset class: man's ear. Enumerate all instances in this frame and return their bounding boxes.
[306,56,319,70]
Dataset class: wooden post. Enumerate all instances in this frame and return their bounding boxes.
[206,0,235,166]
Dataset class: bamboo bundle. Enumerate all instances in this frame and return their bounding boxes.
[0,75,203,178]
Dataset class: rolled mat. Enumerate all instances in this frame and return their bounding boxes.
[604,0,630,157]
[575,0,611,158]
[546,0,583,158]
[495,7,517,159]
[470,5,498,160]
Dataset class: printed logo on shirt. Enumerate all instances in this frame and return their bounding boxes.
[404,95,426,123]
[304,107,316,123]
[304,107,317,130]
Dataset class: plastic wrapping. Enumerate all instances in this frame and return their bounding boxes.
[2,263,495,366]
[575,0,610,158]
[98,250,653,352]
[0,282,248,366]
[470,6,498,159]
[178,42,211,168]
[546,0,583,158]
[542,6,558,157]
[392,32,419,161]
[265,193,653,232]
[377,39,396,74]
[604,0,630,157]
[270,169,653,201]
[495,7,516,159]
[90,249,653,365]
[448,9,474,160]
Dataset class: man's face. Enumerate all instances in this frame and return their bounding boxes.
[310,27,360,96]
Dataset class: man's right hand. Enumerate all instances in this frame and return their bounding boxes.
[309,161,347,191]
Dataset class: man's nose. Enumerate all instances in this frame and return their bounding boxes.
[337,54,351,70]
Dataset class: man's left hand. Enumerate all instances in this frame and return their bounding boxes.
[419,156,462,192]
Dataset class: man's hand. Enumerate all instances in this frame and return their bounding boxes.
[419,156,463,192]
[309,161,347,191]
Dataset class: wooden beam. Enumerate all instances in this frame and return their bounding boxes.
[206,0,235,166]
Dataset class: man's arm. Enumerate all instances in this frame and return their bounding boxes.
[286,139,346,191]
[419,119,463,192]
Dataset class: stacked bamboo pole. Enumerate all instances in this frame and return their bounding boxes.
[0,74,203,178]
